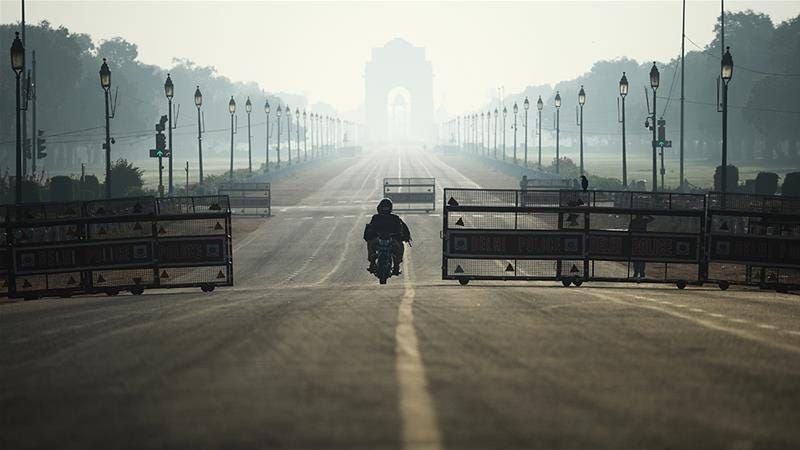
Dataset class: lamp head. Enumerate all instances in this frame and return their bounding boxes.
[228,96,236,114]
[164,73,174,99]
[619,71,629,97]
[99,58,111,90]
[10,32,24,74]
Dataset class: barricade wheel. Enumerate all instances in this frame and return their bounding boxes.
[131,287,144,296]
[676,280,687,290]
[458,279,469,286]
[573,280,583,287]
[562,280,572,287]
[718,281,730,291]
[201,285,215,292]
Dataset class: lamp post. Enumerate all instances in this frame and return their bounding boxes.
[536,96,543,169]
[264,100,270,172]
[100,58,112,198]
[618,72,629,188]
[286,105,292,165]
[512,102,518,165]
[523,97,529,167]
[246,97,253,173]
[457,116,461,150]
[502,106,507,161]
[276,105,282,169]
[228,96,236,180]
[295,108,301,162]
[11,32,24,204]
[721,46,734,193]
[194,85,204,184]
[578,86,586,175]
[649,62,660,192]
[303,110,308,161]
[480,112,485,155]
[164,73,174,194]
[491,109,497,158]
[554,91,561,174]
[486,111,491,157]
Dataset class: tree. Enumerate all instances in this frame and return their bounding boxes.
[49,176,75,202]
[754,172,779,196]
[714,165,740,192]
[108,159,145,198]
[782,172,800,197]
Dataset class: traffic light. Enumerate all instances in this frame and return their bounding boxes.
[24,137,31,158]
[657,118,666,147]
[37,129,47,159]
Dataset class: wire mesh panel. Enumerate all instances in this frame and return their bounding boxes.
[706,192,800,289]
[383,178,436,212]
[218,183,270,215]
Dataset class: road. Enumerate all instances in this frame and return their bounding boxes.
[2,146,800,450]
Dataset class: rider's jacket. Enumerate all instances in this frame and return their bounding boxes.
[363,213,411,242]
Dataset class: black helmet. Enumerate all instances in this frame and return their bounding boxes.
[377,198,393,214]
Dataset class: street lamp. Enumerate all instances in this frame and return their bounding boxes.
[502,106,507,161]
[11,32,24,204]
[295,108,301,161]
[246,97,253,173]
[480,112,485,155]
[303,110,308,161]
[228,96,236,179]
[523,97,529,167]
[164,74,175,195]
[100,58,113,198]
[276,104,282,169]
[577,85,586,175]
[554,91,561,174]
[512,102,518,165]
[721,47,734,193]
[194,85,204,184]
[537,96,543,169]
[493,108,498,159]
[649,62,660,192]
[619,72,629,188]
[264,100,270,172]
[286,105,292,164]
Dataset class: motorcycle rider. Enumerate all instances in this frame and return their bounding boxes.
[363,198,412,275]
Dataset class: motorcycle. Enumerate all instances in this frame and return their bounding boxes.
[372,232,397,285]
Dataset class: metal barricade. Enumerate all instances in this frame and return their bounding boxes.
[520,177,573,191]
[218,182,271,216]
[1,195,233,299]
[442,188,706,288]
[383,178,436,212]
[705,192,800,290]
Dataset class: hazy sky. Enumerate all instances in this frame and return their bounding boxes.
[1,1,798,115]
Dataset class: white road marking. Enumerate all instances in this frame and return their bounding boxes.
[343,215,356,218]
[472,214,484,218]
[730,318,749,324]
[323,216,335,219]
[396,251,443,450]
[428,214,440,217]
[301,217,313,220]
[690,308,704,313]
[279,207,288,212]
[675,304,688,308]
[757,324,778,330]
[589,290,800,355]
[787,331,800,336]
[709,313,726,318]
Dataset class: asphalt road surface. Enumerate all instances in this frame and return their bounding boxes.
[2,146,800,450]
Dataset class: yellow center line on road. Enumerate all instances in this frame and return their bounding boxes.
[395,250,443,450]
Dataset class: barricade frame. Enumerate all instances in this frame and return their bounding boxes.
[442,188,707,288]
[218,182,271,217]
[383,177,436,212]
[1,195,233,299]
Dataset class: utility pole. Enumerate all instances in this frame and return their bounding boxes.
[31,51,37,176]
[680,0,686,191]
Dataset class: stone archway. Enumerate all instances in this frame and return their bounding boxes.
[365,38,435,142]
